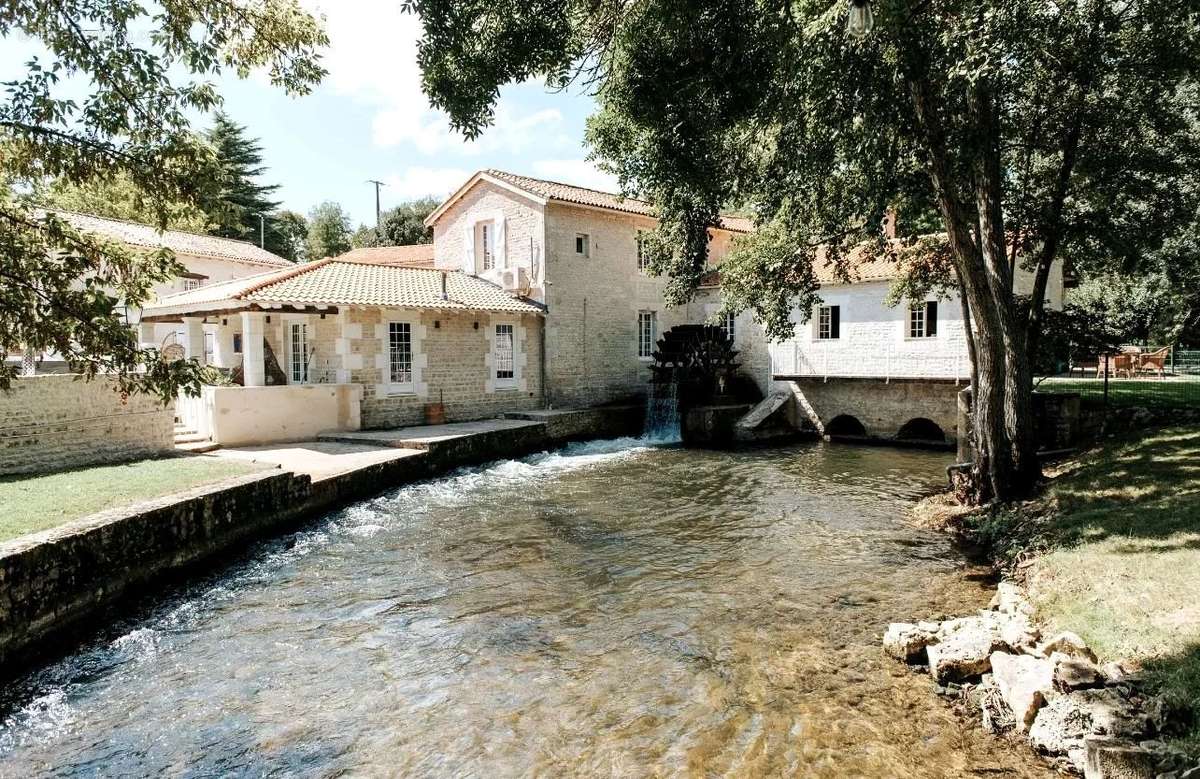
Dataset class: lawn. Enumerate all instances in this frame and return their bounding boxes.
[972,427,1200,754]
[0,456,267,543]
[1036,375,1200,409]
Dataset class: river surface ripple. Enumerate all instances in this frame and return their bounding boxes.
[0,438,1049,777]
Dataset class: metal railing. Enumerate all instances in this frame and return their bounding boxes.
[768,340,971,382]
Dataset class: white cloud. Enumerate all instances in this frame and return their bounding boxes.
[310,0,568,156]
[530,159,620,193]
[384,166,473,199]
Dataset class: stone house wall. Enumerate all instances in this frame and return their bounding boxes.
[0,375,174,476]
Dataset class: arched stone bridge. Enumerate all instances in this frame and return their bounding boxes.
[779,377,965,446]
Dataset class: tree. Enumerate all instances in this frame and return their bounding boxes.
[403,0,1200,502]
[202,112,290,256]
[274,209,309,263]
[350,196,439,248]
[38,173,213,233]
[0,0,326,398]
[306,201,353,260]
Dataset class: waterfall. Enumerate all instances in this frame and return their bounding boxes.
[643,377,681,443]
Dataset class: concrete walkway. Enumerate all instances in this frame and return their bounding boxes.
[317,418,543,450]
[211,440,423,482]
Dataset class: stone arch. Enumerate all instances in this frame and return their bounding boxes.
[825,414,867,438]
[896,417,946,443]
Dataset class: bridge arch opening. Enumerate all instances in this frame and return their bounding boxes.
[896,417,946,443]
[825,414,867,438]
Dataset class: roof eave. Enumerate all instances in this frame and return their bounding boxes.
[424,171,549,227]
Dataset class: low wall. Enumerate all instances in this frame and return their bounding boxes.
[196,384,362,446]
[786,377,962,445]
[0,375,173,476]
[503,405,644,443]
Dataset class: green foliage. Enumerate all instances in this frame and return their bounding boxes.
[273,209,309,263]
[351,196,439,248]
[305,201,353,260]
[38,172,213,233]
[0,0,325,399]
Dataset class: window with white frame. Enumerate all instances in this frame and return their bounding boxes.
[818,305,840,340]
[719,312,736,344]
[909,301,938,338]
[636,231,650,272]
[494,324,515,384]
[288,321,308,383]
[476,221,495,271]
[575,233,590,257]
[388,321,413,388]
[182,278,202,291]
[638,311,657,359]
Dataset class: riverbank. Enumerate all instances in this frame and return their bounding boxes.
[906,425,1200,773]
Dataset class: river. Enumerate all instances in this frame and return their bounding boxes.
[0,438,1047,777]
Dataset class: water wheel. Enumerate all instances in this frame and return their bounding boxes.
[649,324,740,407]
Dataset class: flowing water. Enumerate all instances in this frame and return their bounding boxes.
[0,439,1049,777]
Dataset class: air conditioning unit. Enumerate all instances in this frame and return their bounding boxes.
[495,266,531,294]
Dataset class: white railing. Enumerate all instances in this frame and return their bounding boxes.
[769,340,970,382]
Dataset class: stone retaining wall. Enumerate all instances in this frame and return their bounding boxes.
[0,375,174,476]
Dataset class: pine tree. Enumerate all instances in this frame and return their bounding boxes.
[203,113,286,256]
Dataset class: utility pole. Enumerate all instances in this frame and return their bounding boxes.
[367,179,385,229]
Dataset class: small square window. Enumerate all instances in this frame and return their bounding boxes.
[575,233,590,256]
[909,301,938,339]
[818,305,840,340]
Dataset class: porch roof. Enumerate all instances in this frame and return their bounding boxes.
[140,258,545,319]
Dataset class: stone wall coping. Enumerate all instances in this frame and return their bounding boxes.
[0,468,286,558]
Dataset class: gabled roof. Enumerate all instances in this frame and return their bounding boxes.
[140,258,544,319]
[425,169,754,233]
[333,244,435,268]
[46,209,292,267]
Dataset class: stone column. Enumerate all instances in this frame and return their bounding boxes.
[211,321,237,369]
[241,311,265,387]
[182,317,206,366]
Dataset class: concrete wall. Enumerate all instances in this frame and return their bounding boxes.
[0,375,173,476]
[786,377,963,444]
[183,384,362,446]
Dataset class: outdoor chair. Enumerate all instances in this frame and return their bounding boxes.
[1111,353,1138,379]
[1071,356,1099,378]
[1137,347,1170,378]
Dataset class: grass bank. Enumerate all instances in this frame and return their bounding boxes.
[959,426,1200,755]
[0,456,267,543]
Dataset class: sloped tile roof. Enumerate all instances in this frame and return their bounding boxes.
[142,259,544,317]
[47,209,292,267]
[699,243,904,289]
[435,170,754,233]
[334,244,435,267]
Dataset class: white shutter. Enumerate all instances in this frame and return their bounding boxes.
[494,216,507,268]
[462,223,476,274]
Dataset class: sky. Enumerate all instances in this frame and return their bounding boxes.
[1,1,616,228]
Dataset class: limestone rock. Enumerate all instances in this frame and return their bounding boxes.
[996,581,1033,616]
[1055,653,1105,691]
[883,622,937,663]
[1039,631,1099,663]
[1030,688,1154,770]
[1084,736,1158,779]
[997,611,1042,653]
[991,651,1055,730]
[927,616,1003,683]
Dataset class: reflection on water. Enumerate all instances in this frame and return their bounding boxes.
[0,439,1047,777]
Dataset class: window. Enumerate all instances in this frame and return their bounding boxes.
[636,231,651,272]
[288,322,308,383]
[638,311,657,359]
[719,312,736,344]
[494,324,515,384]
[204,332,214,365]
[479,221,495,271]
[388,322,413,388]
[818,305,840,340]
[909,301,939,339]
[575,233,590,257]
[182,278,201,291]
[233,333,243,354]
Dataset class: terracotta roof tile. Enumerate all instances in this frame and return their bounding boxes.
[334,244,435,267]
[46,209,292,267]
[482,170,754,233]
[142,260,544,317]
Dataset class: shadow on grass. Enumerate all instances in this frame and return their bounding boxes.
[1144,643,1200,756]
[1040,427,1200,549]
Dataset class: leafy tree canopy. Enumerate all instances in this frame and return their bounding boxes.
[0,0,327,397]
[273,208,309,263]
[306,201,353,260]
[351,196,439,248]
[37,172,213,234]
[404,0,1200,501]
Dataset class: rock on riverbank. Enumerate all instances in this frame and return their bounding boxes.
[883,582,1198,778]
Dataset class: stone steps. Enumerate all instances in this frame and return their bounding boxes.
[175,440,220,454]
